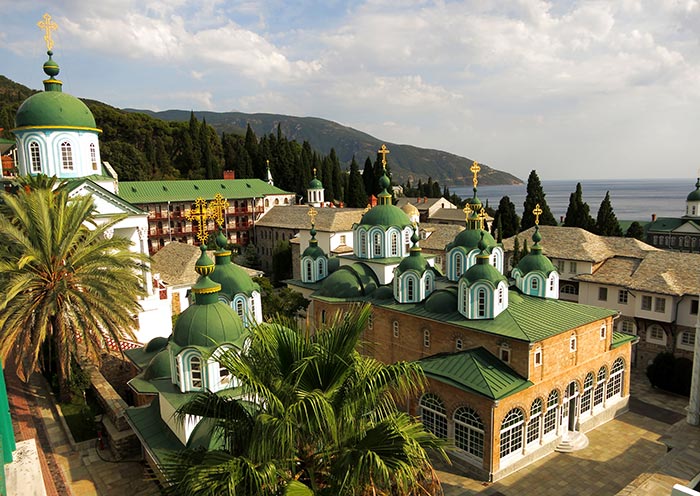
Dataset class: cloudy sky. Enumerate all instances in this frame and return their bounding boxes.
[1,0,699,181]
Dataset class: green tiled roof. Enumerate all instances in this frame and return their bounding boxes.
[419,347,532,400]
[124,398,185,467]
[373,289,616,343]
[645,217,687,233]
[119,179,292,204]
[611,331,638,349]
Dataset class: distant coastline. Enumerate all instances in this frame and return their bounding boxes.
[452,178,693,222]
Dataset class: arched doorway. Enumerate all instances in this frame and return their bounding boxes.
[561,381,579,432]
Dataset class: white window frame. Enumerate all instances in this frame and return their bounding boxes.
[646,325,666,346]
[454,407,484,461]
[618,289,628,304]
[678,330,695,351]
[534,348,542,367]
[420,394,447,439]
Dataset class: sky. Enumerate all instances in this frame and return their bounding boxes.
[1,0,699,181]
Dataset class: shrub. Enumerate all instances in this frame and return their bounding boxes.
[646,352,691,396]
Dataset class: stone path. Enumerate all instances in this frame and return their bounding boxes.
[6,368,159,496]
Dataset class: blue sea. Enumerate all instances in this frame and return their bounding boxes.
[452,178,694,222]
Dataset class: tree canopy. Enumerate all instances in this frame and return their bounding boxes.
[563,183,595,231]
[521,170,557,229]
[595,191,623,236]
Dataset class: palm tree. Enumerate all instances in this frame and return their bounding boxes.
[0,179,147,400]
[162,305,447,495]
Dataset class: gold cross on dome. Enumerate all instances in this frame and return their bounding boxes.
[308,206,318,226]
[462,203,472,221]
[313,167,317,177]
[186,197,210,244]
[533,203,543,225]
[37,13,58,51]
[478,207,487,230]
[470,161,481,188]
[378,144,390,168]
[208,193,229,227]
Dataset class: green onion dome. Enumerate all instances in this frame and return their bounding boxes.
[461,235,507,286]
[143,350,171,380]
[302,226,326,259]
[395,229,429,275]
[424,288,458,313]
[15,51,98,130]
[359,204,412,228]
[210,243,259,298]
[687,179,700,202]
[317,264,378,298]
[172,300,247,348]
[447,228,496,252]
[309,177,323,189]
[515,226,556,276]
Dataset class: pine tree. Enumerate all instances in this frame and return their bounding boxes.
[492,196,520,238]
[495,216,503,243]
[625,221,645,240]
[563,183,594,230]
[595,191,623,236]
[512,236,521,266]
[362,157,374,198]
[522,170,557,229]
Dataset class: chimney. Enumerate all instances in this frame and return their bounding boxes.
[223,170,235,180]
[423,196,428,204]
[651,213,657,222]
[560,215,564,223]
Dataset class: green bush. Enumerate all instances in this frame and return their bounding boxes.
[646,352,691,396]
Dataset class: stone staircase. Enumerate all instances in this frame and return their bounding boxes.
[555,431,589,453]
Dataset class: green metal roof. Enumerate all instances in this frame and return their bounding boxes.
[358,204,412,228]
[374,289,616,343]
[173,300,248,348]
[611,331,638,349]
[646,217,686,233]
[419,347,533,400]
[124,397,185,467]
[317,264,379,298]
[447,228,496,252]
[65,179,146,215]
[118,179,292,204]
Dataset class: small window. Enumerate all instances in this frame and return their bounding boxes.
[647,325,666,345]
[339,234,346,244]
[598,287,608,301]
[423,329,431,348]
[618,290,628,304]
[368,313,373,329]
[321,310,326,324]
[692,300,699,315]
[678,330,695,350]
[641,295,652,311]
[90,143,98,170]
[456,338,463,351]
[60,141,74,170]
[556,260,565,272]
[29,142,42,173]
[500,344,510,363]
[392,320,399,338]
[569,334,577,352]
[600,324,607,340]
[655,297,666,313]
[534,348,542,367]
[620,320,636,335]
[569,261,577,273]
[531,279,539,291]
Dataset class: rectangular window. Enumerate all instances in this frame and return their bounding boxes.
[556,260,565,272]
[500,347,510,363]
[679,331,695,350]
[423,329,430,348]
[641,295,652,311]
[339,234,346,244]
[618,290,628,304]
[569,261,577,273]
[534,349,542,367]
[598,287,608,301]
[570,335,577,352]
[655,297,666,313]
[692,300,699,315]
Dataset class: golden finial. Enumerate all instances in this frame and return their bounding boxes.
[208,193,229,228]
[186,197,210,244]
[363,203,372,214]
[470,161,481,189]
[37,13,58,51]
[378,144,390,169]
[308,206,318,226]
[266,159,270,168]
[533,203,543,226]
[477,207,487,230]
[462,202,472,222]
[313,167,317,177]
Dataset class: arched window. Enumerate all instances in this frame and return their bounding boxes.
[174,356,181,385]
[235,299,245,319]
[455,253,462,277]
[29,142,42,173]
[390,232,399,256]
[477,288,486,317]
[460,284,468,315]
[455,338,463,351]
[407,277,415,301]
[420,394,447,439]
[60,141,73,170]
[499,408,524,459]
[581,372,594,415]
[373,232,382,256]
[527,398,542,445]
[423,329,430,348]
[543,390,558,435]
[531,278,539,291]
[359,230,367,257]
[498,286,504,305]
[190,355,203,389]
[594,366,607,407]
[317,259,326,278]
[305,260,313,281]
[607,358,624,399]
[454,407,484,459]
[89,143,98,170]
[424,273,432,296]
[392,320,399,338]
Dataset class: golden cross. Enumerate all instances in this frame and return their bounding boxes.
[266,159,270,168]
[378,144,390,168]
[463,203,472,222]
[37,13,58,51]
[308,206,318,226]
[313,167,317,177]
[470,161,481,189]
[186,197,210,244]
[208,193,229,227]
[533,203,543,226]
[477,207,487,230]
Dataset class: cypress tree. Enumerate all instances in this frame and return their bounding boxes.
[595,191,623,236]
[522,170,557,229]
[492,196,520,239]
[512,236,521,266]
[563,183,594,230]
[362,157,374,198]
[346,156,367,208]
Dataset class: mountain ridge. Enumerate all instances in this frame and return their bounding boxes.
[125,108,523,187]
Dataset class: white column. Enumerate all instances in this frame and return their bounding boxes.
[687,293,700,425]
